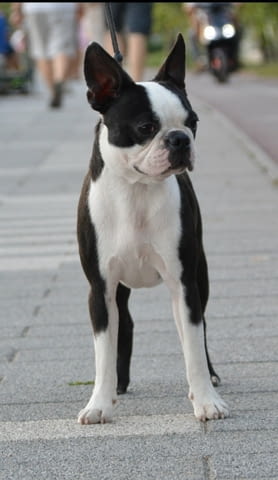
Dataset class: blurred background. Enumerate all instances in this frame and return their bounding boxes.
[1,2,278,98]
[148,2,278,77]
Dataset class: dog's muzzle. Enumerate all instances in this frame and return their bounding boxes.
[164,130,193,171]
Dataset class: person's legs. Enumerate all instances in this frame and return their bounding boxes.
[47,9,78,107]
[126,33,147,81]
[49,54,71,108]
[103,2,152,81]
[35,58,53,89]
[23,11,61,106]
[52,53,72,84]
[103,30,126,59]
[24,12,56,92]
[125,3,152,81]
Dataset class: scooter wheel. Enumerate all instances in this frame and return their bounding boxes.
[211,48,228,83]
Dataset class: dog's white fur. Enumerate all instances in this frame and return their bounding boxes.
[77,83,229,424]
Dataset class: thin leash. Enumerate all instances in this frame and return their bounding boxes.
[104,3,123,65]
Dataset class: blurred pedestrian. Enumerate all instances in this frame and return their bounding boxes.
[80,3,104,46]
[103,2,153,82]
[69,3,104,80]
[10,2,83,108]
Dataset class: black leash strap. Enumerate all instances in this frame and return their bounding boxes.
[104,3,123,64]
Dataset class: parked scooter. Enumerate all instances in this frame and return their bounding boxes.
[198,2,240,83]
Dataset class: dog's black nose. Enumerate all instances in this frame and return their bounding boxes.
[165,131,191,151]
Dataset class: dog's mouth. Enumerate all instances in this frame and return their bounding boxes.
[134,161,193,177]
[132,135,194,178]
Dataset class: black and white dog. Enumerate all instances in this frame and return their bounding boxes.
[77,33,229,424]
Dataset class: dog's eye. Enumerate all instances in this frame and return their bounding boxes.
[185,114,199,138]
[137,123,156,136]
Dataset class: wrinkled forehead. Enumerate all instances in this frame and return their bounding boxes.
[138,81,190,126]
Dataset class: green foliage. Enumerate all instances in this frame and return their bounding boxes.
[151,2,189,49]
[240,2,278,61]
[68,380,94,386]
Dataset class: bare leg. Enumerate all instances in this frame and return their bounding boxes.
[36,58,54,90]
[49,53,73,108]
[35,57,66,108]
[52,53,72,83]
[104,31,147,81]
[126,33,147,81]
[103,31,126,58]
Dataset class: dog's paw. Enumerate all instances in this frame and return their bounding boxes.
[189,388,229,422]
[78,399,116,425]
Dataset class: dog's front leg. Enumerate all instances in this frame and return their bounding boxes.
[78,284,118,425]
[172,284,229,421]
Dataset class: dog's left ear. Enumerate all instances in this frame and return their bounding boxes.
[84,42,135,113]
[153,33,186,90]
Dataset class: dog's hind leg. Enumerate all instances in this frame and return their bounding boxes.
[197,251,220,386]
[203,317,220,386]
[116,283,134,394]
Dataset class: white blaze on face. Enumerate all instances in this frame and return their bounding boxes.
[139,81,188,129]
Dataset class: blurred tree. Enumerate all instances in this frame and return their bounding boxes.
[152,2,189,50]
[240,2,278,61]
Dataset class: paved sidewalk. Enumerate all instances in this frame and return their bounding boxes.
[0,75,278,480]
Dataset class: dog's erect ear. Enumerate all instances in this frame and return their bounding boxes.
[84,42,135,113]
[153,33,186,90]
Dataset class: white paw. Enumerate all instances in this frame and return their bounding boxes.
[78,399,116,425]
[189,388,229,422]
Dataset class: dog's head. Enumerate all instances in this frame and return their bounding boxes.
[84,33,198,183]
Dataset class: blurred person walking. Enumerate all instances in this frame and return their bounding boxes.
[10,2,83,108]
[103,2,153,81]
[70,3,104,80]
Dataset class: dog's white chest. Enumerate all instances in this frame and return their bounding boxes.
[88,171,182,289]
[115,242,162,288]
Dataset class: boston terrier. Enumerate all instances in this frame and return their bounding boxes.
[77,33,229,424]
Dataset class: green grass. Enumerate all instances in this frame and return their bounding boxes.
[68,380,94,386]
[240,61,278,78]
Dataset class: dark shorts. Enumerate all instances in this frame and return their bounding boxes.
[105,3,152,35]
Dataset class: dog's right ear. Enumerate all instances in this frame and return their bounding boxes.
[84,42,134,113]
